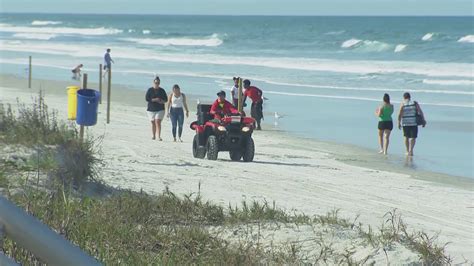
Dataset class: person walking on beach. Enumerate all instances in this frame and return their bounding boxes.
[397,92,426,156]
[71,64,83,80]
[145,76,168,141]
[242,79,264,130]
[210,90,238,120]
[103,48,114,77]
[375,93,394,155]
[167,84,189,142]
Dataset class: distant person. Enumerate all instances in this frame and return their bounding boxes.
[375,93,394,155]
[145,76,168,141]
[230,77,246,108]
[397,92,426,156]
[103,48,114,76]
[71,64,83,80]
[242,79,264,130]
[167,84,189,142]
[210,90,238,120]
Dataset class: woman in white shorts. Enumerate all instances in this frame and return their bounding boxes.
[145,76,168,140]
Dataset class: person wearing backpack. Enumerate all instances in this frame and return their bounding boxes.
[397,92,426,156]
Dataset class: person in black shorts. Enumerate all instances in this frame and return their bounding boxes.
[375,93,394,155]
[397,92,426,156]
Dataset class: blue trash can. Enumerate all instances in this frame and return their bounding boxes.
[76,89,100,126]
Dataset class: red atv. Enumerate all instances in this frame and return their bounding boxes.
[190,104,255,162]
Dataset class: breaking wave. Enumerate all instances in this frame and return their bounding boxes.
[121,34,223,47]
[341,39,391,52]
[12,33,57,40]
[0,23,123,36]
[394,44,407,53]
[31,20,62,26]
[458,35,474,43]
[422,33,435,41]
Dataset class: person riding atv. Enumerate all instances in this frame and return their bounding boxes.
[210,90,238,120]
[190,90,255,162]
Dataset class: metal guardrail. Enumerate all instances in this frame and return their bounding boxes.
[0,252,18,266]
[0,196,101,265]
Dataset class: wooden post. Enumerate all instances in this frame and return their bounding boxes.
[106,66,111,124]
[79,74,88,142]
[28,56,32,88]
[99,64,103,104]
[82,73,88,89]
[237,78,243,112]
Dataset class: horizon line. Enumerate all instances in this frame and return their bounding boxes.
[1,11,473,17]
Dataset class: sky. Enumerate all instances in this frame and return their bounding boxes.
[1,0,473,16]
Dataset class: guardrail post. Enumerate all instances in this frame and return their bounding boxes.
[0,196,100,265]
[0,224,20,266]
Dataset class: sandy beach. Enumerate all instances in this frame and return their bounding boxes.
[1,74,473,263]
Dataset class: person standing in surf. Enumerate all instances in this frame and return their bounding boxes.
[375,93,394,155]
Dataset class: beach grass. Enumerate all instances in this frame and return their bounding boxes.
[0,92,101,186]
[2,182,452,265]
[0,96,453,265]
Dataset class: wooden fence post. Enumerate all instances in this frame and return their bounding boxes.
[99,64,103,104]
[107,67,111,124]
[28,56,32,89]
[79,73,88,142]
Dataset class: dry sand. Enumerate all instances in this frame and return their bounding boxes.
[1,74,473,263]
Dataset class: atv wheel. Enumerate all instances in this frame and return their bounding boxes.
[206,135,218,160]
[242,137,255,162]
[193,135,206,159]
[229,150,242,161]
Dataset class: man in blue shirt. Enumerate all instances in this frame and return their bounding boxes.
[103,48,114,75]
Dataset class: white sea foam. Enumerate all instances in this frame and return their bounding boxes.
[258,80,473,95]
[341,38,362,48]
[0,23,122,36]
[142,30,151,35]
[359,40,391,52]
[394,44,407,53]
[1,40,473,79]
[342,39,391,51]
[12,33,57,40]
[128,29,135,33]
[264,91,473,108]
[1,56,471,108]
[458,35,474,43]
[325,30,345,35]
[121,34,223,47]
[31,20,62,26]
[422,33,434,41]
[423,79,474,86]
[116,70,473,95]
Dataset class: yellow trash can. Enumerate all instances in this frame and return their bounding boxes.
[67,86,80,120]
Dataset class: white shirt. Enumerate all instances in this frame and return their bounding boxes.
[171,93,184,108]
[230,85,245,99]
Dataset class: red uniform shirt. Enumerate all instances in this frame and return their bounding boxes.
[244,86,263,102]
[210,99,238,119]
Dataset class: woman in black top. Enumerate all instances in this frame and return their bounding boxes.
[145,76,168,140]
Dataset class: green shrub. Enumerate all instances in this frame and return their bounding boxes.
[0,92,101,186]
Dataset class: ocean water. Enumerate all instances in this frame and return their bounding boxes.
[0,14,472,178]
